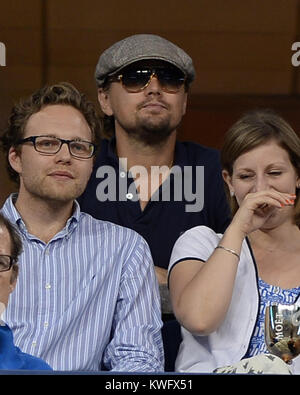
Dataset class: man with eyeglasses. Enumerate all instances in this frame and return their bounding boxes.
[78,34,231,371]
[0,213,51,370]
[0,82,164,372]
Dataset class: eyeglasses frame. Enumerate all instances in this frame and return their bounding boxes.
[17,135,97,159]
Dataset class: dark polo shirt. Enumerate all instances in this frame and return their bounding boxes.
[78,138,231,270]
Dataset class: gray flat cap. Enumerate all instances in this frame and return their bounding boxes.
[95,34,195,87]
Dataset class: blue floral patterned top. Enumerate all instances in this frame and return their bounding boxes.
[245,278,300,357]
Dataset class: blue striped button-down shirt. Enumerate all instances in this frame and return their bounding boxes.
[1,194,164,372]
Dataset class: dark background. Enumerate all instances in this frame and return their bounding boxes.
[1,0,300,204]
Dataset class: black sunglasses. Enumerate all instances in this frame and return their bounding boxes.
[108,66,186,93]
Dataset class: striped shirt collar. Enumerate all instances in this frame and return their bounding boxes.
[3,193,81,242]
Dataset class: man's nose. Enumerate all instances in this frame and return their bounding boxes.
[144,75,162,94]
[55,142,72,161]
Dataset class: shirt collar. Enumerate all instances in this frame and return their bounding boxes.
[2,193,81,241]
[2,193,23,226]
[106,137,189,168]
[67,200,81,230]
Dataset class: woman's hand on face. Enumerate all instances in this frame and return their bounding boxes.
[230,190,296,236]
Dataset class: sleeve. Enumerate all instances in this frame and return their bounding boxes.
[103,235,164,372]
[168,225,222,275]
[0,324,23,369]
[0,324,52,370]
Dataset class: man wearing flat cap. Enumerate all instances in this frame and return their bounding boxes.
[79,34,230,369]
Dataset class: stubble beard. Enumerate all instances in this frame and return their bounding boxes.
[20,174,86,204]
[117,112,178,146]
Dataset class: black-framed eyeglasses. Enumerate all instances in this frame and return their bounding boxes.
[108,66,186,93]
[17,136,97,159]
[0,255,14,272]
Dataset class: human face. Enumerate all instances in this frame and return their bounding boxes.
[223,140,300,228]
[0,226,16,307]
[9,105,94,204]
[98,61,188,145]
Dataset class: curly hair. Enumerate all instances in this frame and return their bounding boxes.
[1,82,102,183]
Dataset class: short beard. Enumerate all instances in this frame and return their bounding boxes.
[118,115,178,146]
[127,125,174,146]
[21,175,87,205]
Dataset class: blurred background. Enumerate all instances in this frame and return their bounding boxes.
[1,0,300,205]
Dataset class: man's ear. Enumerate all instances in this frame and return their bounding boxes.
[182,92,188,116]
[9,279,17,293]
[98,88,113,116]
[8,147,22,175]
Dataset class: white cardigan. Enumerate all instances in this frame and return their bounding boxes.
[168,225,300,373]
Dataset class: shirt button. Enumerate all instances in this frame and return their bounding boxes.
[32,341,37,347]
[120,172,126,178]
[44,322,49,328]
[45,249,50,255]
[45,283,51,290]
[126,193,133,200]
